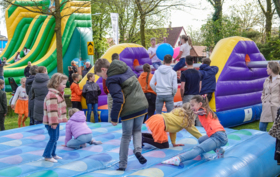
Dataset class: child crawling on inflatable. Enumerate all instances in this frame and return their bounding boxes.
[161,95,228,166]
[143,102,202,149]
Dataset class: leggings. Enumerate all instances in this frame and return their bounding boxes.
[18,114,28,127]
[142,133,169,149]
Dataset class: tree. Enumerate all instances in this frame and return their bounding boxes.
[3,0,90,73]
[257,0,275,41]
[201,16,241,50]
[185,26,204,46]
[273,0,280,37]
[207,0,223,43]
[92,0,169,48]
[134,0,187,47]
[91,2,110,59]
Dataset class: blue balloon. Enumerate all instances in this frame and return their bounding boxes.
[156,43,174,61]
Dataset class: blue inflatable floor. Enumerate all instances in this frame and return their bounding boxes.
[0,123,279,177]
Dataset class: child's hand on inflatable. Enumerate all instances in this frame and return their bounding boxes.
[111,122,118,126]
[51,125,57,129]
[172,143,184,147]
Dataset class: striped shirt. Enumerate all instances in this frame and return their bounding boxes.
[43,88,67,125]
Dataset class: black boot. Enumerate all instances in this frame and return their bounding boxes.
[135,152,147,164]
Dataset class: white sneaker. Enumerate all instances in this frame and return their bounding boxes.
[53,156,62,160]
[216,148,225,159]
[45,158,58,163]
[162,156,181,166]
[90,139,102,145]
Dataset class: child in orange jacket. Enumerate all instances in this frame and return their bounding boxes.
[138,64,156,121]
[70,73,82,110]
[162,95,228,166]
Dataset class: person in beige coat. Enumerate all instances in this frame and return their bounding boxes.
[260,61,280,131]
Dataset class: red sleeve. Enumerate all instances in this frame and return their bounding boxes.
[103,79,109,95]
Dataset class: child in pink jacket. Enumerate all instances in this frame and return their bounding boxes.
[65,108,102,149]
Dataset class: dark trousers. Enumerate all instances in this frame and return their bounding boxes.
[275,139,280,164]
[0,113,5,131]
[144,93,156,122]
[142,133,169,149]
[207,92,213,102]
[72,101,82,110]
[34,120,43,125]
[29,108,34,126]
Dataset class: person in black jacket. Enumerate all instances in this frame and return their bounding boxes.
[82,62,92,78]
[68,61,78,86]
[0,79,7,131]
[24,62,32,78]
[26,65,38,125]
[82,73,101,123]
[31,66,49,124]
[199,58,219,102]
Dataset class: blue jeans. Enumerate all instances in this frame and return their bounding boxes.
[67,133,93,149]
[119,115,145,168]
[173,58,186,71]
[156,95,174,114]
[259,122,269,131]
[43,125,60,158]
[152,62,162,70]
[87,103,98,123]
[0,76,4,91]
[179,131,228,162]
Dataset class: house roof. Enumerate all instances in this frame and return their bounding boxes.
[149,26,186,48]
[193,46,210,57]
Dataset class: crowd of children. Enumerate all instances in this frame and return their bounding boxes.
[0,35,230,170]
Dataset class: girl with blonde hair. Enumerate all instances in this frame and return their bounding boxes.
[142,103,202,149]
[11,77,28,127]
[43,73,68,163]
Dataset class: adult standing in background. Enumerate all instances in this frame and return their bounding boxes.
[82,62,92,77]
[260,62,280,131]
[0,57,7,91]
[68,61,78,86]
[148,38,162,70]
[31,66,49,125]
[26,65,38,125]
[173,35,192,71]
[24,62,32,78]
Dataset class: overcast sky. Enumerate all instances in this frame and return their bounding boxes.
[0,0,279,37]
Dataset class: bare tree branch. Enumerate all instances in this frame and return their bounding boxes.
[258,0,266,14]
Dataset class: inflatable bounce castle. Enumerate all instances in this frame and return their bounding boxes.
[0,0,92,91]
[1,0,280,176]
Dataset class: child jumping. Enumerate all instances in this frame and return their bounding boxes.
[0,79,7,131]
[70,73,83,110]
[143,103,202,149]
[11,77,28,127]
[43,73,68,163]
[162,95,228,166]
[65,108,102,149]
[82,73,101,122]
